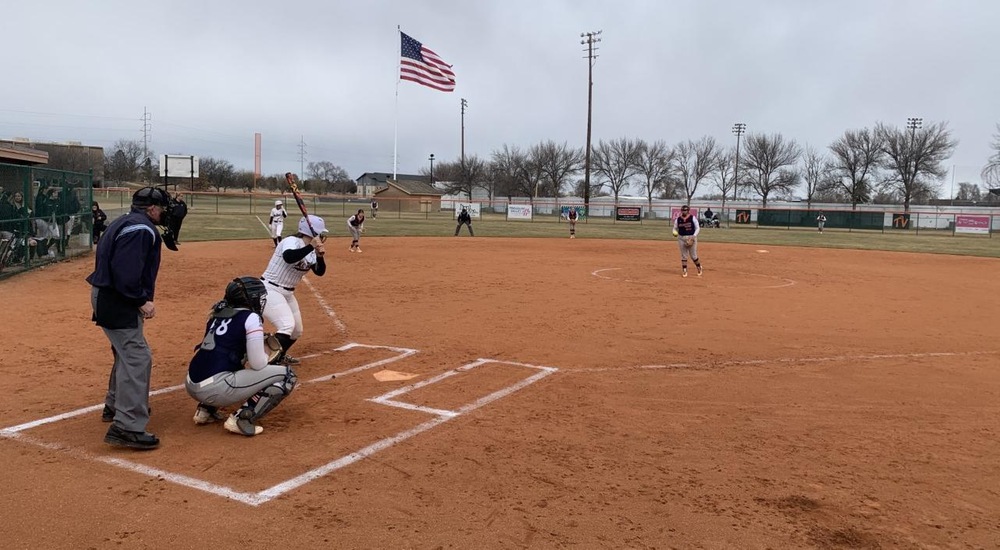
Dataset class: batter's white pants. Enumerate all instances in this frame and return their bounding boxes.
[262,284,303,339]
[270,222,283,239]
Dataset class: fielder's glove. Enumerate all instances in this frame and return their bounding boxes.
[684,236,695,247]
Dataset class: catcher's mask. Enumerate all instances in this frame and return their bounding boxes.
[132,187,187,251]
[225,276,268,316]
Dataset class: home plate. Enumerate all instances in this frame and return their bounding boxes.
[374,370,419,382]
[756,250,770,253]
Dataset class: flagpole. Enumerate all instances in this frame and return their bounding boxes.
[393,25,401,181]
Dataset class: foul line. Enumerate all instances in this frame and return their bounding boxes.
[567,350,1000,373]
[303,278,347,335]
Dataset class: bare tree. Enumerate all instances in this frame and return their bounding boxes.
[632,139,674,215]
[670,136,722,204]
[103,139,148,184]
[436,155,488,199]
[876,121,957,211]
[982,124,1000,187]
[200,157,236,192]
[591,138,643,203]
[306,161,353,194]
[533,141,582,197]
[827,128,883,209]
[713,150,737,214]
[955,182,983,201]
[800,146,835,209]
[490,145,536,200]
[740,133,801,207]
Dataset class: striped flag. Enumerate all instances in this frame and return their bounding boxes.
[400,31,456,92]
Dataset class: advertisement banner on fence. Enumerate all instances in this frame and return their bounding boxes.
[892,213,911,229]
[734,209,752,224]
[560,205,587,219]
[454,203,481,219]
[507,204,533,220]
[955,215,990,234]
[670,206,699,220]
[616,206,642,221]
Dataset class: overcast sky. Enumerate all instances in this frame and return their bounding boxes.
[2,0,999,194]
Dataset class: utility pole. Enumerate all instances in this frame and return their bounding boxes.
[141,107,152,182]
[580,30,602,214]
[460,98,468,165]
[732,123,746,204]
[297,135,307,183]
[906,117,922,210]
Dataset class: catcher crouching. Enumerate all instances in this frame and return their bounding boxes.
[184,277,298,436]
[673,204,703,278]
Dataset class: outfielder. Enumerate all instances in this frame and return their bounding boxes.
[260,215,327,365]
[672,204,703,278]
[566,207,579,238]
[347,209,365,252]
[186,277,297,437]
[268,200,287,246]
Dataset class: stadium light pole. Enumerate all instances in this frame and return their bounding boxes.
[429,153,435,184]
[581,30,602,215]
[732,123,746,204]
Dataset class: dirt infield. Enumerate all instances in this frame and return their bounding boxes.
[1,237,999,549]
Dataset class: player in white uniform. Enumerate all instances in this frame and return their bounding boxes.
[268,200,287,246]
[260,215,327,365]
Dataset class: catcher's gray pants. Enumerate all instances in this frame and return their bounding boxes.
[185,365,292,408]
[677,237,698,260]
[93,287,152,433]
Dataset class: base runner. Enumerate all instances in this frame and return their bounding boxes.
[268,200,287,246]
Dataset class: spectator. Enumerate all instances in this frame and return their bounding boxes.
[91,201,108,244]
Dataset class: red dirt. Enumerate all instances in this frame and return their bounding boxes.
[1,237,999,549]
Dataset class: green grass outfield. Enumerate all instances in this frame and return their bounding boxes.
[180,211,1000,258]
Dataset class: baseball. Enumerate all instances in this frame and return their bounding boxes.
[671,230,679,237]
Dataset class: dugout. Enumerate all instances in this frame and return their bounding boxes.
[372,178,444,213]
[757,208,884,230]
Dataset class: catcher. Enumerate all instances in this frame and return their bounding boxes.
[185,276,297,437]
[672,204,703,278]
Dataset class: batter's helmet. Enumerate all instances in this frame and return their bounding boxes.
[225,276,267,315]
[298,215,327,238]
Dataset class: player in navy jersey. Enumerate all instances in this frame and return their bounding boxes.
[673,204,703,278]
[260,215,327,365]
[185,277,297,437]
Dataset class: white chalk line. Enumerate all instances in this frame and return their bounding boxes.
[591,267,796,289]
[0,345,559,507]
[568,350,999,373]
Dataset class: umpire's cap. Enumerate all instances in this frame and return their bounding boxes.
[132,187,170,208]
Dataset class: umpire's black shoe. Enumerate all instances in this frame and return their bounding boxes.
[101,405,114,422]
[104,425,160,450]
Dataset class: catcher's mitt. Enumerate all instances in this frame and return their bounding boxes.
[683,236,696,248]
[263,332,283,363]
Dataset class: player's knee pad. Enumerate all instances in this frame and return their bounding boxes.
[244,369,297,422]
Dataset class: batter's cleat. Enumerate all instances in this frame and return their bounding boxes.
[225,414,263,436]
[101,405,114,422]
[193,404,226,425]
[697,265,703,276]
[682,268,688,278]
[104,425,160,450]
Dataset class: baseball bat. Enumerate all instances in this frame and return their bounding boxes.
[285,172,318,237]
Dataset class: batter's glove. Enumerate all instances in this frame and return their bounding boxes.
[684,236,695,247]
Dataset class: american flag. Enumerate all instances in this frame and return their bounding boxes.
[400,32,456,92]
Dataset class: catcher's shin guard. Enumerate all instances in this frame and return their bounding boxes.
[242,369,298,422]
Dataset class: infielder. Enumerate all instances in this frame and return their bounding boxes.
[260,215,327,365]
[672,204,703,278]
[566,207,579,238]
[268,200,287,246]
[347,209,365,252]
[186,277,297,437]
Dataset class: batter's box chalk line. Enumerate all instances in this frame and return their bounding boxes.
[0,342,558,506]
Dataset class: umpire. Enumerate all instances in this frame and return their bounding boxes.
[86,187,174,450]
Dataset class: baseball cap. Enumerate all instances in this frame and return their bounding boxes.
[298,215,327,237]
[275,200,282,206]
[132,187,170,207]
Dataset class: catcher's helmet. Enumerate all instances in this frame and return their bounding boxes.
[225,276,267,315]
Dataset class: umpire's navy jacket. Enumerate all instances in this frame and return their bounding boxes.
[86,207,162,329]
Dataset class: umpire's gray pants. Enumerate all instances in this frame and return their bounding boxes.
[92,287,152,433]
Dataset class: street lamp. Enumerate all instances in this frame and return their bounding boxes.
[732,123,746,203]
[428,153,435,184]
